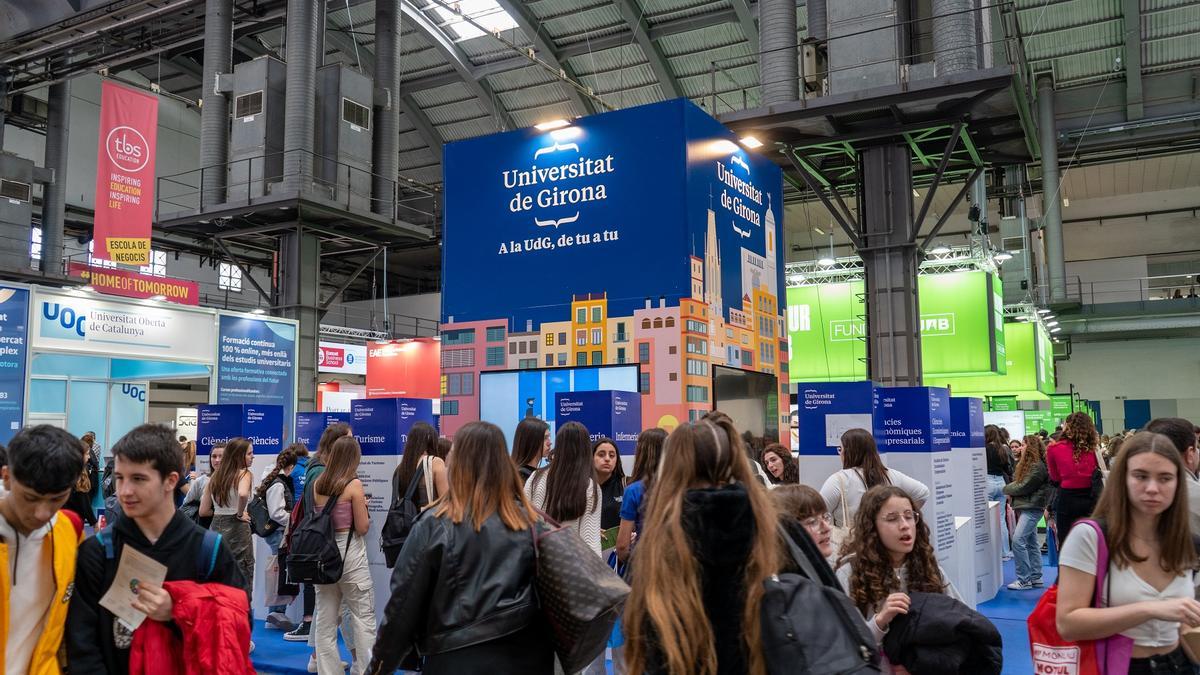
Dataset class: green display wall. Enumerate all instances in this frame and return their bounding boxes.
[926,321,1055,398]
[787,271,1007,381]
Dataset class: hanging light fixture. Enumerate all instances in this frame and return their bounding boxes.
[817,232,836,266]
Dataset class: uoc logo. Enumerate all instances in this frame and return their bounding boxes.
[122,384,146,402]
[41,302,87,341]
[105,125,150,173]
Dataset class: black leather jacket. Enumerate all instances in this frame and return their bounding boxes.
[367,506,541,674]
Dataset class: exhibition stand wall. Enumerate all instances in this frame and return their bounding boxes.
[439,99,788,441]
[555,389,642,472]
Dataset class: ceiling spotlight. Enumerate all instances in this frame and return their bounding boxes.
[1050,326,1062,333]
[930,244,951,255]
[994,251,1013,262]
[818,256,836,267]
[1046,320,1059,327]
[534,119,570,131]
[912,188,920,198]
[739,136,764,149]
[1062,197,1070,208]
[251,308,266,315]
[813,227,826,236]
[149,294,167,302]
[1037,308,1052,314]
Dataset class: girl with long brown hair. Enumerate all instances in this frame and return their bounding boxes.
[1003,435,1052,590]
[391,421,447,515]
[524,421,601,555]
[512,416,550,482]
[623,416,779,675]
[1046,411,1103,539]
[835,485,962,673]
[760,443,799,485]
[820,428,930,530]
[1057,432,1200,674]
[616,427,666,564]
[311,435,374,675]
[367,421,552,674]
[200,437,254,597]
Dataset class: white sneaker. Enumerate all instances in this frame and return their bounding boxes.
[307,655,349,672]
[1007,580,1034,590]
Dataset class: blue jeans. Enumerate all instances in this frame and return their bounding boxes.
[265,529,287,614]
[1012,508,1043,585]
[987,475,1011,557]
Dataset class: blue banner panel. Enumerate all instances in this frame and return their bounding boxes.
[555,390,643,457]
[216,315,297,440]
[351,398,436,456]
[244,405,284,456]
[795,381,875,455]
[0,286,29,445]
[295,412,352,448]
[872,387,952,453]
[196,404,246,457]
[443,101,691,328]
[950,397,986,449]
[611,391,641,456]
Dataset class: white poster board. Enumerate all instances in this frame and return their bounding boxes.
[825,413,873,447]
[984,410,1026,441]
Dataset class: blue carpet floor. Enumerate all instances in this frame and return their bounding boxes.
[252,557,1053,674]
[977,555,1058,675]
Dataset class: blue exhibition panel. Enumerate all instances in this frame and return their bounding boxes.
[554,390,642,455]
[872,386,952,453]
[795,380,875,455]
[196,403,285,457]
[295,412,352,448]
[950,396,986,449]
[350,398,436,456]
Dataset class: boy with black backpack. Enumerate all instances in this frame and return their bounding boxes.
[66,424,247,674]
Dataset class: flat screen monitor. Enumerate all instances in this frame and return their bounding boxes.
[480,364,639,449]
[711,365,779,440]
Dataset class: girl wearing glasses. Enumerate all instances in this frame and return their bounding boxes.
[835,486,962,673]
[772,484,835,560]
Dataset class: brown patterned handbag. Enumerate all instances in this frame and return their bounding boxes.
[533,512,631,673]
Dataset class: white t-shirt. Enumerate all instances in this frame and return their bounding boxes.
[1,511,56,675]
[1060,522,1196,648]
[820,468,932,528]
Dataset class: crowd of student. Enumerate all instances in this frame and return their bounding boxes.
[3,409,1200,674]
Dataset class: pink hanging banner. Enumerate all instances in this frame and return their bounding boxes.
[92,80,158,266]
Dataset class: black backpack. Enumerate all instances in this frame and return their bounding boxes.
[761,529,882,675]
[286,490,351,585]
[248,476,291,538]
[380,463,425,568]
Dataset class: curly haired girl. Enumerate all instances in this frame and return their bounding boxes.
[834,485,962,674]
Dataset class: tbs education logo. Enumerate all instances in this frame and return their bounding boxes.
[106,126,150,172]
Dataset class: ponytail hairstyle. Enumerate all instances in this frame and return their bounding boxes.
[74,437,91,493]
[256,443,308,500]
[839,428,890,489]
[624,414,778,675]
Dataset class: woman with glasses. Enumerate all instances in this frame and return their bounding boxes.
[772,484,835,561]
[835,486,962,674]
